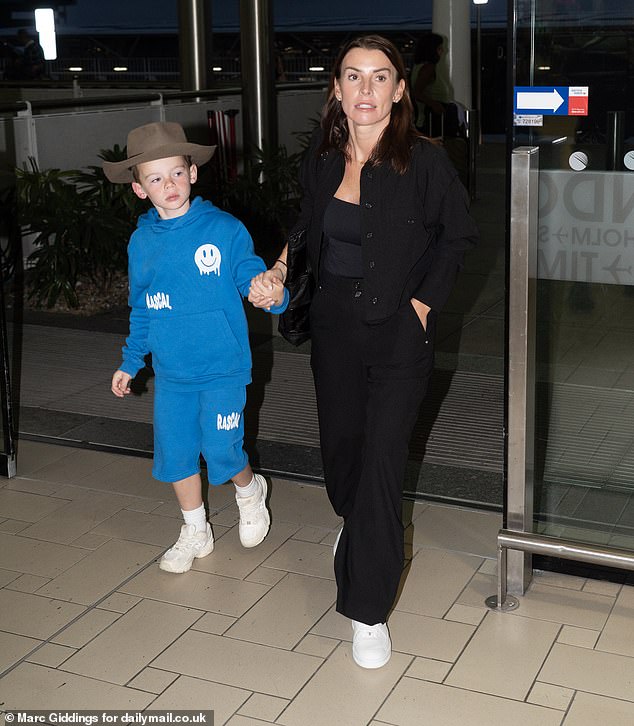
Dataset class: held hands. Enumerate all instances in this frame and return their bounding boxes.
[249,266,286,310]
[111,370,132,398]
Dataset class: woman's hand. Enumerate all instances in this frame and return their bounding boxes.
[410,298,431,331]
[249,267,285,309]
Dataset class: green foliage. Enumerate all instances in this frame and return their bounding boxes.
[214,142,305,257]
[16,146,144,308]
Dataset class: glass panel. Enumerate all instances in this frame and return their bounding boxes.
[513,0,634,549]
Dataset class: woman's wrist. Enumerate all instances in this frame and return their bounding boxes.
[272,260,287,283]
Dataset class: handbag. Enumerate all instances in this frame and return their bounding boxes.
[278,228,312,346]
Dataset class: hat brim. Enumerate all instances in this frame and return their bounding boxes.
[103,142,216,183]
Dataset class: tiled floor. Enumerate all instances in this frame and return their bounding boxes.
[2,441,634,724]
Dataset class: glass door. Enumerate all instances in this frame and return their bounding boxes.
[512,1,634,559]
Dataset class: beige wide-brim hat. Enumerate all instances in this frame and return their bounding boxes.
[103,121,216,183]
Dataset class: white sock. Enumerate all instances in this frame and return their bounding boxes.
[181,504,207,532]
[235,475,258,498]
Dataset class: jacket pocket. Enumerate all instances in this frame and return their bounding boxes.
[148,310,244,380]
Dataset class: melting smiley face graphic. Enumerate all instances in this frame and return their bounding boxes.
[194,244,222,276]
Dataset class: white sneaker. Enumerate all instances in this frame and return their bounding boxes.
[159,523,214,573]
[351,620,392,669]
[236,473,270,548]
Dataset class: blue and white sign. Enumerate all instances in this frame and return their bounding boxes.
[514,86,569,115]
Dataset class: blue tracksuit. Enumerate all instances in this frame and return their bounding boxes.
[119,196,288,483]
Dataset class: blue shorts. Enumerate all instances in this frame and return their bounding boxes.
[152,386,248,485]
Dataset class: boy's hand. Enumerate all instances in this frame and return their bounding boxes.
[112,370,132,398]
[249,268,285,309]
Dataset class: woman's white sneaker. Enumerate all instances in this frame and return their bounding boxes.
[351,620,392,669]
[236,473,270,548]
[159,523,214,573]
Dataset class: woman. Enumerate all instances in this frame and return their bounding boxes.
[411,33,457,137]
[250,35,478,669]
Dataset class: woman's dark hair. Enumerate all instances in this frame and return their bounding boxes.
[319,34,420,175]
[413,33,444,65]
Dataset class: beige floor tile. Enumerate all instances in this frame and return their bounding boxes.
[320,528,342,548]
[191,611,236,635]
[444,602,487,626]
[0,588,85,639]
[153,629,321,699]
[19,491,132,544]
[211,508,240,528]
[563,692,634,725]
[70,533,112,549]
[406,656,452,683]
[0,531,88,578]
[206,481,250,513]
[310,605,351,641]
[225,573,335,649]
[395,548,483,618]
[0,662,154,709]
[0,630,40,671]
[5,573,50,593]
[410,504,502,558]
[533,569,587,591]
[245,566,287,586]
[149,675,249,723]
[52,608,121,648]
[459,576,615,630]
[124,498,166,514]
[445,611,559,700]
[376,678,563,726]
[539,643,634,701]
[582,579,621,597]
[37,539,163,605]
[292,525,331,543]
[92,509,185,547]
[192,520,298,579]
[150,500,187,519]
[0,519,30,533]
[26,642,75,667]
[478,558,497,575]
[456,571,498,608]
[225,717,270,726]
[277,642,411,726]
[238,693,289,722]
[121,564,270,617]
[97,592,142,613]
[294,634,339,658]
[0,567,20,587]
[513,582,614,630]
[127,667,179,695]
[267,479,341,529]
[390,610,474,661]
[596,585,634,656]
[72,455,164,500]
[6,476,67,497]
[528,682,574,711]
[260,539,335,580]
[28,447,122,484]
[557,625,599,649]
[14,441,72,476]
[0,488,68,522]
[60,599,202,684]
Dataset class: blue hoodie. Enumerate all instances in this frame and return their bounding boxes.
[120,197,288,391]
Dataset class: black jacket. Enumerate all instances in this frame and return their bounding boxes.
[290,130,479,322]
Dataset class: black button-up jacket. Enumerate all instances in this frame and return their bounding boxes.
[290,130,479,323]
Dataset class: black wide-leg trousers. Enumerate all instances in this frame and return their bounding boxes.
[310,271,435,625]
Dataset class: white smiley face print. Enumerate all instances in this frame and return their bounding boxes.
[194,244,222,276]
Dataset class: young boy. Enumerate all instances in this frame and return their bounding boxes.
[103,121,288,573]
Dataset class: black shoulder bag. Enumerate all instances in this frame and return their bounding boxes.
[278,228,312,346]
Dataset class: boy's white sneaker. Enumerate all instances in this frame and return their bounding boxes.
[236,473,270,548]
[159,523,214,573]
[351,620,392,669]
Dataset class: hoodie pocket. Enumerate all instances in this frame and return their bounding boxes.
[148,310,244,380]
